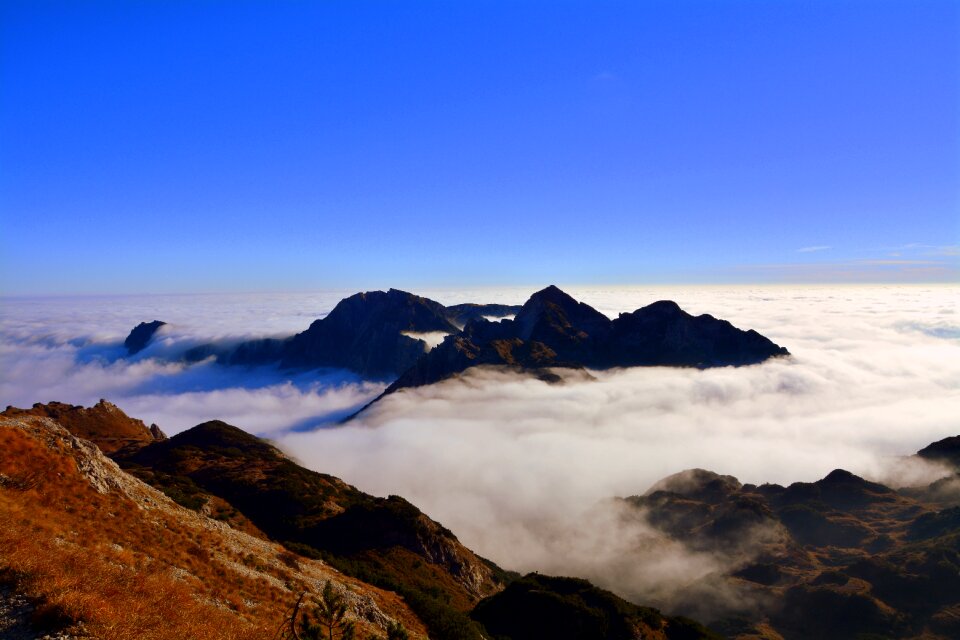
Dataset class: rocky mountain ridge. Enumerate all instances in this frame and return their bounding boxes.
[130,290,522,377]
[123,286,787,392]
[3,399,166,454]
[380,285,789,404]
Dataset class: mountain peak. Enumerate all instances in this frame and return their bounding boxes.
[514,286,611,343]
[167,420,284,459]
[124,320,166,355]
[527,284,576,304]
[639,300,683,314]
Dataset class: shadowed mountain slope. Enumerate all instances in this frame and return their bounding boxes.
[621,451,960,639]
[116,420,506,609]
[471,573,721,640]
[171,289,521,377]
[278,289,460,376]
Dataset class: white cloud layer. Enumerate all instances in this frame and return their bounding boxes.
[2,284,959,612]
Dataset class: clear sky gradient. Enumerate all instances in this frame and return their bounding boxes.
[2,0,957,294]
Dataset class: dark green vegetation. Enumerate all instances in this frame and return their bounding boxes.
[472,574,721,640]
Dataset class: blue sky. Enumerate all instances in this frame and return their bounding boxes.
[1,0,957,294]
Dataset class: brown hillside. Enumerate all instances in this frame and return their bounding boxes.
[0,413,427,640]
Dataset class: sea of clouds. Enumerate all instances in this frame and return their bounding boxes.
[2,284,958,613]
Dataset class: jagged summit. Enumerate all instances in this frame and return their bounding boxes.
[121,286,787,408]
[2,399,165,454]
[513,285,611,346]
[380,285,789,401]
[169,289,521,377]
[278,288,459,376]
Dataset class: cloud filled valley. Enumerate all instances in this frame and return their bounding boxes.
[2,284,959,616]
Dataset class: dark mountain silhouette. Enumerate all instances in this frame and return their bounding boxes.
[277,289,460,376]
[127,287,785,395]
[918,435,960,469]
[169,290,521,377]
[383,285,789,398]
[124,320,165,354]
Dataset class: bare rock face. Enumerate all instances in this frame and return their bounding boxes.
[123,320,166,354]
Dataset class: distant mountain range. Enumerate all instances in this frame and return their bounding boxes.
[383,285,788,399]
[123,286,789,414]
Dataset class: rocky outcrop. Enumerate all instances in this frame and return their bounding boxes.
[170,290,521,378]
[2,400,165,454]
[123,320,166,354]
[599,299,790,367]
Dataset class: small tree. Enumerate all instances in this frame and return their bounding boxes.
[284,582,356,640]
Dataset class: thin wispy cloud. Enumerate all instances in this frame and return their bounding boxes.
[797,245,832,253]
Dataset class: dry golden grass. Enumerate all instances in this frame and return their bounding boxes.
[0,418,429,640]
[0,424,280,639]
